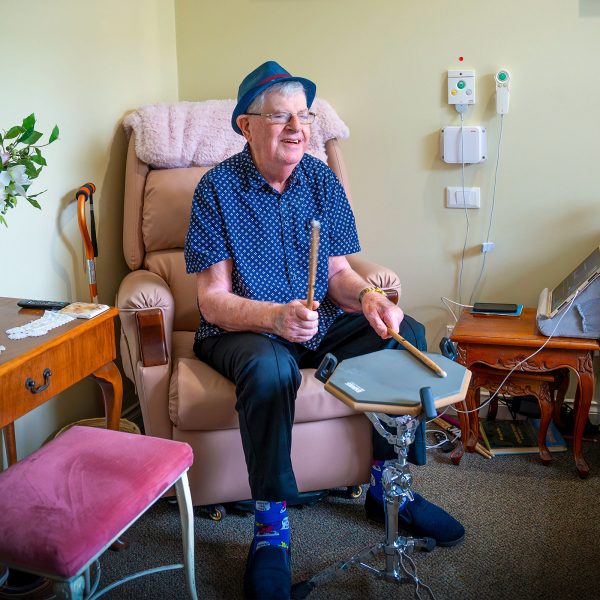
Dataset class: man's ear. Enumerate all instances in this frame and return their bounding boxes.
[237,115,252,141]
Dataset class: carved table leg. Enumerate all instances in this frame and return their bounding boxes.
[573,368,594,478]
[537,382,553,465]
[451,399,469,465]
[486,394,499,421]
[466,386,481,453]
[90,361,123,431]
[552,369,570,429]
[91,361,126,551]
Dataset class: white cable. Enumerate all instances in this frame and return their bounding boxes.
[453,291,579,416]
[470,114,505,304]
[457,111,469,306]
[441,296,474,324]
[425,429,449,449]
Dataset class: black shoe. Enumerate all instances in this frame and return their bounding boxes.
[243,545,291,600]
[365,488,465,547]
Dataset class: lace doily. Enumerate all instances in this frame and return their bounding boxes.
[6,311,75,340]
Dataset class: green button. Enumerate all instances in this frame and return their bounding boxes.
[457,80,466,89]
[498,71,507,81]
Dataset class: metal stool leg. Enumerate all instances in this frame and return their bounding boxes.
[175,471,198,600]
[53,575,85,599]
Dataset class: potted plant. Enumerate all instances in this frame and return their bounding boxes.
[0,114,59,226]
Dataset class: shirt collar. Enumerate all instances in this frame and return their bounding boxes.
[241,144,308,193]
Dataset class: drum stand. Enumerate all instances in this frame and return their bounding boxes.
[291,387,438,600]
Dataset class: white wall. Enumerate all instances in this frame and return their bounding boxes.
[0,0,179,460]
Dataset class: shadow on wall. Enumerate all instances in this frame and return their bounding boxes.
[53,121,137,410]
[580,0,600,17]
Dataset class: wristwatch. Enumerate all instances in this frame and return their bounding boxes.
[358,286,386,304]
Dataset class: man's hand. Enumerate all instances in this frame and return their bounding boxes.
[361,293,404,339]
[273,300,320,343]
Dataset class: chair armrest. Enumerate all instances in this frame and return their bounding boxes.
[116,270,175,371]
[116,270,176,440]
[347,254,401,305]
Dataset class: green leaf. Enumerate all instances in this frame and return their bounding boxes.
[48,125,59,144]
[22,114,36,131]
[26,197,42,209]
[27,189,47,198]
[24,160,38,179]
[19,130,43,145]
[0,215,7,227]
[30,154,47,166]
[34,147,42,156]
[5,126,24,139]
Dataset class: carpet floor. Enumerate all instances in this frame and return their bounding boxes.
[96,441,600,600]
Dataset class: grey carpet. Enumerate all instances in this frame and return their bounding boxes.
[98,444,600,600]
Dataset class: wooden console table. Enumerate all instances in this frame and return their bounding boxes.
[451,307,598,477]
[0,297,122,465]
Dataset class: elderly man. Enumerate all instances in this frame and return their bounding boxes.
[184,61,463,600]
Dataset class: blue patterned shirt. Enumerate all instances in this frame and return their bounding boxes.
[184,144,361,350]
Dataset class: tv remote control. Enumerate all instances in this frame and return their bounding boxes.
[17,299,71,311]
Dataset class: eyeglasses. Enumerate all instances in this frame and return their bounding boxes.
[245,110,317,125]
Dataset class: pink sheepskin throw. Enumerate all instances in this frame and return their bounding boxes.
[123,98,349,169]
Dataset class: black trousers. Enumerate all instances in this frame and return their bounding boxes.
[193,313,427,501]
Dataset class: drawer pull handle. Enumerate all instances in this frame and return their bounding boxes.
[25,368,52,394]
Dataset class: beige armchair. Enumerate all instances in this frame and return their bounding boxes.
[117,122,401,516]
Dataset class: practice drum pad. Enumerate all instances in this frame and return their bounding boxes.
[322,349,471,416]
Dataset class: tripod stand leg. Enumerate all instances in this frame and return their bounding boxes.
[291,543,385,599]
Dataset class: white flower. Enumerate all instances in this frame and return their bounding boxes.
[2,165,30,199]
[8,165,30,187]
[0,184,6,212]
[0,152,8,167]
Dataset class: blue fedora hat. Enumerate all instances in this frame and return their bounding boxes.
[232,61,316,135]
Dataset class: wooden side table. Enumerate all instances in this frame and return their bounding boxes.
[0,297,122,466]
[451,307,599,477]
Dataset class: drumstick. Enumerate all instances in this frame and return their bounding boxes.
[306,219,320,310]
[387,328,447,378]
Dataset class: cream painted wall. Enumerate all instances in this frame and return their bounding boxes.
[1,0,178,460]
[174,0,600,348]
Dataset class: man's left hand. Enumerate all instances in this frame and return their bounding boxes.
[361,293,404,339]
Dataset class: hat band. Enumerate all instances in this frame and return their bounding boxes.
[256,73,289,87]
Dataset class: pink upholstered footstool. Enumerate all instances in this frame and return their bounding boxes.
[0,426,198,599]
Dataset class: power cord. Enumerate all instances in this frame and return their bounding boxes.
[441,296,473,323]
[456,110,469,306]
[470,113,505,303]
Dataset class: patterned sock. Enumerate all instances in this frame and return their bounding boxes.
[252,500,290,555]
[369,460,408,511]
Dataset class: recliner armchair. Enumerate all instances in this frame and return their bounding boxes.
[117,103,402,512]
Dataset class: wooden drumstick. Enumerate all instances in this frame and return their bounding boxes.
[386,328,447,378]
[307,219,320,310]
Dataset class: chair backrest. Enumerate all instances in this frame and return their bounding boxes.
[123,134,353,333]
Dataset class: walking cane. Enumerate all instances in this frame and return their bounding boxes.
[75,182,98,303]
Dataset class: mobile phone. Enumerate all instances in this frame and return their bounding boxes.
[472,302,519,314]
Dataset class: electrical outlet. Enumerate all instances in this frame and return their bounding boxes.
[446,324,454,337]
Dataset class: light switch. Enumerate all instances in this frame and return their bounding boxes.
[446,186,480,208]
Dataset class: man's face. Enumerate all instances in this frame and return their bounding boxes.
[237,90,311,176]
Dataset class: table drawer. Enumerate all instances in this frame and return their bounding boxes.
[0,318,116,428]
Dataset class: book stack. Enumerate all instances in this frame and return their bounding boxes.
[479,418,567,456]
